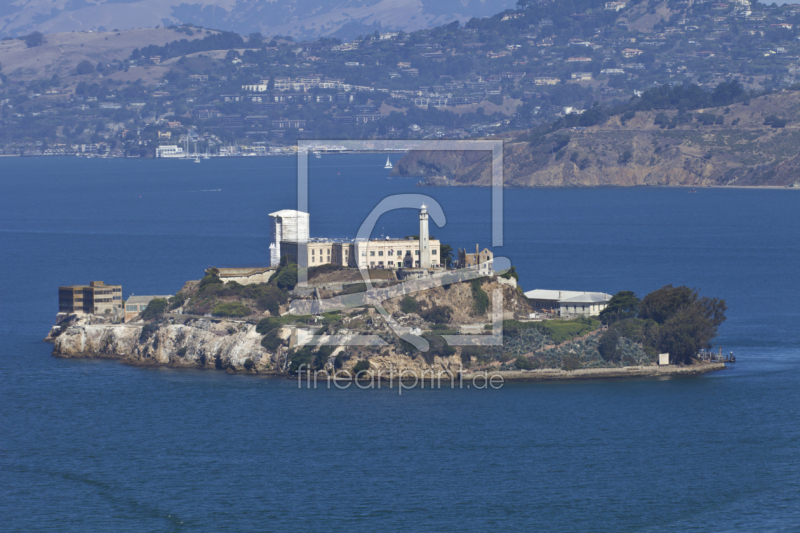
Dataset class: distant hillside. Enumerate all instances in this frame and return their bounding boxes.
[0,27,211,82]
[0,0,515,41]
[395,91,800,188]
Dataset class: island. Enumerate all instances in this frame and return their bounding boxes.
[46,260,728,382]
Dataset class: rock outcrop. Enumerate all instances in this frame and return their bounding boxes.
[51,317,278,372]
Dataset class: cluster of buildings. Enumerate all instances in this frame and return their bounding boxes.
[268,206,454,272]
[56,209,610,324]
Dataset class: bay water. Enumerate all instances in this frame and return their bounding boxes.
[1,155,798,531]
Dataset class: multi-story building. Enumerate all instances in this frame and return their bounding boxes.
[271,206,442,270]
[59,281,123,315]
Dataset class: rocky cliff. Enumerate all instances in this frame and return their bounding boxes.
[47,276,661,378]
[51,317,277,372]
[395,91,800,188]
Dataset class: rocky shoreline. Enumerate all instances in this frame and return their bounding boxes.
[46,317,726,381]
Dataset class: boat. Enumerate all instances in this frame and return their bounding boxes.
[314,151,322,159]
[384,156,393,169]
[193,156,201,163]
[689,188,697,193]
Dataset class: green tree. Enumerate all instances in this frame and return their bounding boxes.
[22,32,44,48]
[597,327,621,362]
[76,60,94,75]
[439,244,454,267]
[599,290,640,324]
[142,298,168,320]
[400,296,418,314]
[639,285,727,365]
[352,360,371,374]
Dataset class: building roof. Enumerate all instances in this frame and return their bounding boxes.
[524,289,610,303]
[559,293,611,304]
[269,209,309,218]
[60,281,121,290]
[214,267,273,277]
[126,295,172,305]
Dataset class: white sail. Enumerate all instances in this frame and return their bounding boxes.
[384,156,393,169]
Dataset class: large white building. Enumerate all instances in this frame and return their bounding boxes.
[269,210,310,267]
[524,289,611,317]
[269,206,442,269]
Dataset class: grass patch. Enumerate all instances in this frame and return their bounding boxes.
[211,302,251,317]
[503,317,599,344]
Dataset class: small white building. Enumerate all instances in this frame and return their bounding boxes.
[156,145,185,158]
[524,289,611,317]
[558,293,611,317]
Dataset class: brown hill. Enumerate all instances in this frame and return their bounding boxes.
[395,91,800,188]
[0,28,210,82]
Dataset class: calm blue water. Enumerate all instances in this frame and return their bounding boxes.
[1,155,799,532]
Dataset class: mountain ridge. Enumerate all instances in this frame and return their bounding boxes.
[1,0,515,41]
[395,90,800,188]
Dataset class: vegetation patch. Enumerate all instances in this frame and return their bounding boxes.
[211,302,251,317]
[141,298,168,321]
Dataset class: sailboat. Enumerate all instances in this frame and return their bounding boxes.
[384,155,393,169]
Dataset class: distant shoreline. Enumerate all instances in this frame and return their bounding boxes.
[5,155,798,190]
[461,362,727,382]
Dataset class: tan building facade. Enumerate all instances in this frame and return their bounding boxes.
[280,238,441,269]
[58,281,122,315]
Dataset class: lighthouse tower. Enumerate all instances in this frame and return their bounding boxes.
[419,204,431,268]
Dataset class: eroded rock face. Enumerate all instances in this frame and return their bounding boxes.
[52,317,278,371]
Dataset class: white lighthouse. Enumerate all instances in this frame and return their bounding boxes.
[419,203,431,269]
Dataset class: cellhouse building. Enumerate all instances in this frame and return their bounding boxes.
[269,206,442,270]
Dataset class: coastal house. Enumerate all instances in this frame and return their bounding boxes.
[124,294,172,322]
[571,72,593,81]
[524,289,611,317]
[59,281,123,316]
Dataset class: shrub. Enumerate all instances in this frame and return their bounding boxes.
[598,328,621,362]
[352,360,371,374]
[176,346,187,357]
[244,358,254,370]
[460,345,485,366]
[400,296,418,314]
[420,305,452,325]
[199,269,222,289]
[500,266,519,282]
[22,32,44,48]
[470,279,490,316]
[141,298,168,321]
[76,60,94,75]
[168,292,186,310]
[764,115,787,128]
[515,356,535,370]
[211,302,251,317]
[260,330,282,351]
[139,321,160,342]
[418,333,456,364]
[271,262,298,291]
[257,317,284,335]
